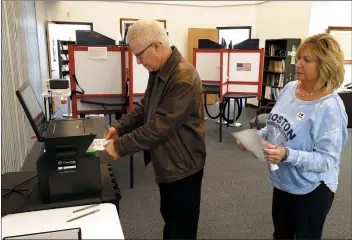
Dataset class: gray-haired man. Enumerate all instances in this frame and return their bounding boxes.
[104,19,206,239]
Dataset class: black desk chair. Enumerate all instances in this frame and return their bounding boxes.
[337,90,352,128]
[249,102,275,129]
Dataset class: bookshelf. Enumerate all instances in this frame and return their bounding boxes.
[261,38,301,106]
[57,40,75,79]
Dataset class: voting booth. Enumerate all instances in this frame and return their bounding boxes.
[226,49,264,98]
[193,48,264,102]
[193,49,227,102]
[68,45,149,118]
[69,45,126,118]
[193,48,264,141]
[124,47,149,100]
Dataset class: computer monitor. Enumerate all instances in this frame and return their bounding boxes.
[16,82,47,141]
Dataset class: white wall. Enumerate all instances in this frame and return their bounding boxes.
[309,1,352,36]
[255,1,312,48]
[2,1,43,172]
[45,1,258,60]
[245,1,312,105]
[122,1,265,7]
[309,1,352,88]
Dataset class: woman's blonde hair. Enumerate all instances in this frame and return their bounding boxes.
[126,19,170,48]
[296,33,345,92]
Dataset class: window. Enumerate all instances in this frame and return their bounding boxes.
[217,26,252,48]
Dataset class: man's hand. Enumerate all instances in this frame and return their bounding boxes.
[263,141,286,164]
[104,127,119,140]
[104,140,119,160]
[236,140,247,151]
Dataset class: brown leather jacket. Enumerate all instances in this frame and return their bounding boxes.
[113,46,206,183]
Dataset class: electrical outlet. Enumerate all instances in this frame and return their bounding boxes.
[67,12,70,18]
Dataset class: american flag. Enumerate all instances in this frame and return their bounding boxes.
[236,63,251,71]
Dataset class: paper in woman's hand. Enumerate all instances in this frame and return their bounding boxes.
[232,129,279,171]
[232,129,266,162]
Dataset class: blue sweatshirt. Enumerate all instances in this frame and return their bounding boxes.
[260,81,348,195]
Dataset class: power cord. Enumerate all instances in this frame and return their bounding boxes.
[1,189,33,218]
[1,174,37,198]
[52,101,65,115]
[48,91,66,117]
[1,174,38,217]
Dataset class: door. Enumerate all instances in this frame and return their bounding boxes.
[46,21,55,79]
[45,21,93,79]
[45,21,93,115]
[188,28,218,104]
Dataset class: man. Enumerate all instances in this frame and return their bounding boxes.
[104,19,206,239]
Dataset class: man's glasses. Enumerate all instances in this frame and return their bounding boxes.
[135,43,153,59]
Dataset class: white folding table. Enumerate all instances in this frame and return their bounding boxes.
[1,203,124,239]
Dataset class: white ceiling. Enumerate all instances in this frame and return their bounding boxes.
[122,1,266,7]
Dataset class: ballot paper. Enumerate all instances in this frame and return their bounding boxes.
[88,138,112,151]
[232,129,279,171]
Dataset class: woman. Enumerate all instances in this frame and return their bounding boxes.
[237,33,348,239]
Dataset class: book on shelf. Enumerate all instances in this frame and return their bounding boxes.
[265,73,284,88]
[278,74,284,88]
[271,87,281,100]
[265,86,271,99]
[263,38,301,104]
[269,44,276,56]
[268,60,285,72]
[268,44,285,57]
[264,86,282,100]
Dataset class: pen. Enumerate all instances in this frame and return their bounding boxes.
[73,204,99,213]
[67,209,100,223]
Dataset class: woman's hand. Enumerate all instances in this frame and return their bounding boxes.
[236,140,247,151]
[263,141,286,164]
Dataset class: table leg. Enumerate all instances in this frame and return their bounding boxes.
[219,102,223,142]
[203,93,208,121]
[44,97,48,120]
[130,155,134,188]
[68,97,71,118]
[230,98,242,127]
[216,101,227,125]
[227,98,230,127]
[49,97,52,120]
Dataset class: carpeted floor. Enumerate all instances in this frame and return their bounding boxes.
[109,105,352,239]
[20,103,351,239]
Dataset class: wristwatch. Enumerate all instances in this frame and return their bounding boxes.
[282,148,289,162]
